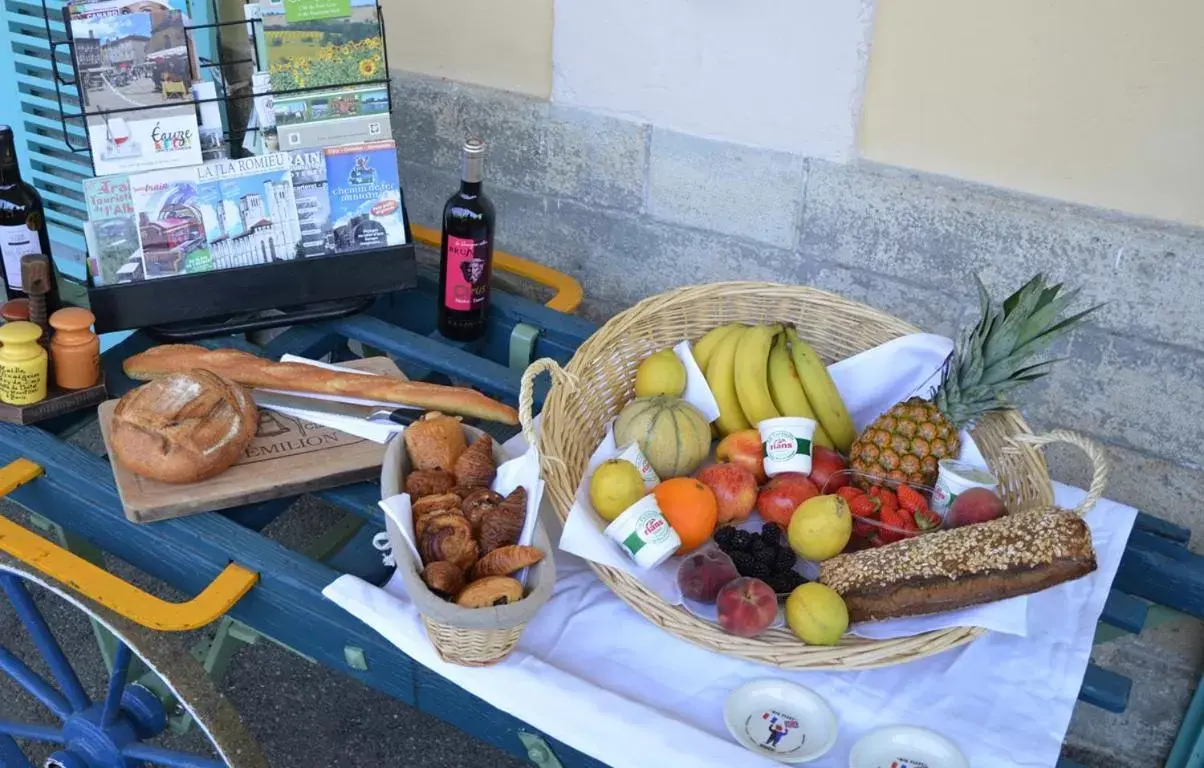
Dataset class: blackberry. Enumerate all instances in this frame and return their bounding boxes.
[760,522,782,546]
[713,526,737,550]
[750,538,769,560]
[729,530,753,552]
[730,551,756,577]
[782,570,807,591]
[772,548,797,576]
[767,573,797,595]
[746,560,772,581]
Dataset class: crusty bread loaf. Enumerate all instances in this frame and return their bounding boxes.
[123,345,518,425]
[819,509,1097,623]
[111,370,258,484]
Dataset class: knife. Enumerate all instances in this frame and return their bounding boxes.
[252,390,418,427]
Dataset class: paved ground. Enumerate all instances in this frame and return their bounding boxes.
[0,420,1199,766]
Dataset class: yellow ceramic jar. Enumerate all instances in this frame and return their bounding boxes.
[0,321,48,405]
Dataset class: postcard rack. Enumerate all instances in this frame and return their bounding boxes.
[37,0,418,338]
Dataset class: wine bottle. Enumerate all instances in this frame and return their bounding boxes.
[437,138,495,342]
[0,126,58,308]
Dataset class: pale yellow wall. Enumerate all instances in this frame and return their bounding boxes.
[381,0,552,98]
[860,0,1204,228]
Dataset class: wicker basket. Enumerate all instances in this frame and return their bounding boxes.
[381,422,555,667]
[520,282,1109,670]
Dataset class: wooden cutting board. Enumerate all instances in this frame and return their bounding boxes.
[99,357,400,524]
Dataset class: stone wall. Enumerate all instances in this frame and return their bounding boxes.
[391,71,1204,542]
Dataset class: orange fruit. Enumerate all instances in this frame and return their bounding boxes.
[653,477,718,554]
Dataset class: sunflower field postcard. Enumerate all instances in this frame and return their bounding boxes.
[260,0,384,93]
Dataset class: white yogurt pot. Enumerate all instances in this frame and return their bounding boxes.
[758,417,818,478]
[616,441,661,491]
[932,460,999,516]
[604,494,681,568]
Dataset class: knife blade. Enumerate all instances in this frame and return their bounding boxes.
[252,390,418,427]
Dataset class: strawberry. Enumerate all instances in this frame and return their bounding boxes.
[835,486,864,503]
[848,494,880,519]
[877,488,899,517]
[880,505,917,542]
[896,484,928,514]
[913,507,942,531]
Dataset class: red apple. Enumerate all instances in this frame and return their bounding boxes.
[946,487,1007,528]
[696,463,758,524]
[716,577,778,637]
[755,473,820,528]
[808,446,849,492]
[716,429,767,484]
[677,548,741,603]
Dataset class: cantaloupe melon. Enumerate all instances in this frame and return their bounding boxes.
[614,397,712,479]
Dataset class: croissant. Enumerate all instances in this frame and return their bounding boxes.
[479,487,527,554]
[461,488,504,533]
[420,513,477,571]
[405,469,456,499]
[456,576,524,608]
[473,545,544,578]
[454,435,497,489]
[422,561,465,597]
[404,412,467,471]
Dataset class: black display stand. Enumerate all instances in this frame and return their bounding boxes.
[41,0,417,336]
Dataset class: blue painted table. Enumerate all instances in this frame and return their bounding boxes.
[1,272,1202,767]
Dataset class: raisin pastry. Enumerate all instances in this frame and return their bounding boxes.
[456,576,524,608]
[422,561,465,597]
[454,434,497,489]
[405,469,456,499]
[461,488,504,532]
[473,545,544,579]
[404,412,466,471]
[419,513,478,571]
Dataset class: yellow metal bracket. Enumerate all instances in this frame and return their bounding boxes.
[412,224,583,314]
[0,459,258,631]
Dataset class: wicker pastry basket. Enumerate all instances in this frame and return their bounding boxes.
[520,282,1109,670]
[381,422,555,667]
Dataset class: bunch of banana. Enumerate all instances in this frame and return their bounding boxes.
[695,323,856,452]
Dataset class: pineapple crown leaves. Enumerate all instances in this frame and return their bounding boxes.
[934,273,1101,427]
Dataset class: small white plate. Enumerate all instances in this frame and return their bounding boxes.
[723,679,838,763]
[849,725,969,768]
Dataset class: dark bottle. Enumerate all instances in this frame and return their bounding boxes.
[0,126,58,308]
[437,138,495,341]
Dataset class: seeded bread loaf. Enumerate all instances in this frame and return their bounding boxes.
[819,509,1097,623]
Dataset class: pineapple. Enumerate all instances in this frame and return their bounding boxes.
[850,274,1098,487]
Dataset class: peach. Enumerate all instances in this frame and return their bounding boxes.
[946,487,1008,528]
[696,463,758,524]
[755,473,820,528]
[716,577,778,638]
[677,548,741,603]
[715,429,767,484]
[808,446,849,492]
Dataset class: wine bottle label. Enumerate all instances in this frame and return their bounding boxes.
[444,234,491,310]
[0,220,41,292]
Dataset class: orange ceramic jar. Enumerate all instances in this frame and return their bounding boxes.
[49,307,100,390]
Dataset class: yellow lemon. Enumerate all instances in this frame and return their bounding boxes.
[589,459,646,522]
[634,349,686,398]
[785,582,849,645]
[787,495,852,561]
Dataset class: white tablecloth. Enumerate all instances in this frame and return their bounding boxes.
[325,452,1136,767]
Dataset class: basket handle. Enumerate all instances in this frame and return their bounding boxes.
[518,357,573,452]
[1006,430,1110,517]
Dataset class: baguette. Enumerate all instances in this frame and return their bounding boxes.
[123,345,519,425]
[819,509,1096,623]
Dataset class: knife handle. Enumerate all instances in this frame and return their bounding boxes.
[386,409,418,427]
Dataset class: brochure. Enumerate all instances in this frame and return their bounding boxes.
[324,140,406,253]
